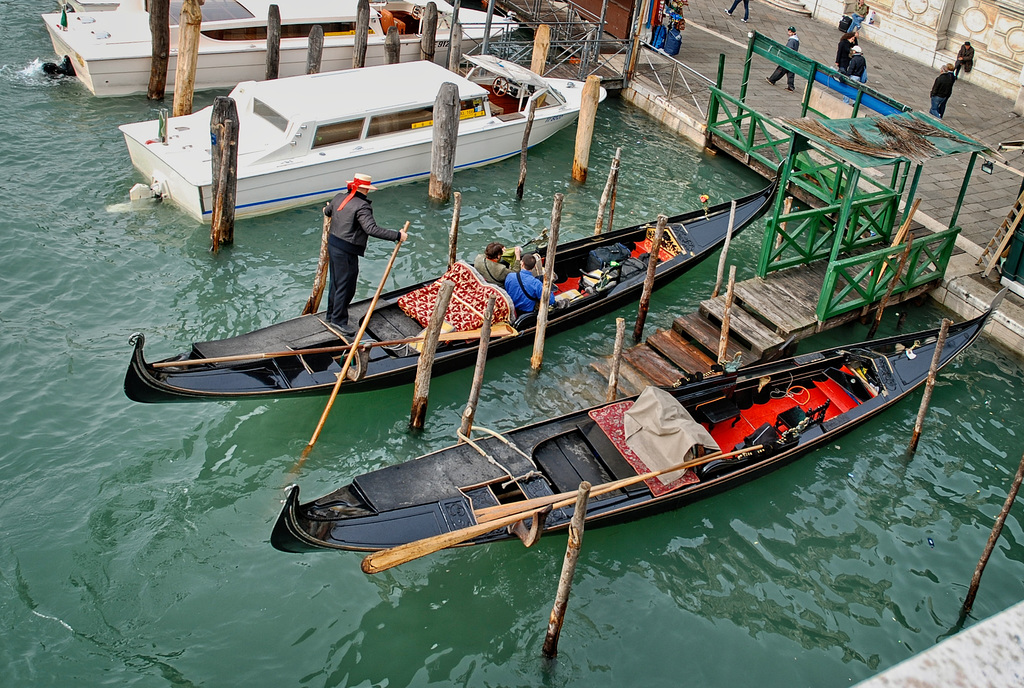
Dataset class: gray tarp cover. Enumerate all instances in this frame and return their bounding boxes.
[624,387,721,486]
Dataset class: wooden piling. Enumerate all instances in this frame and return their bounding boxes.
[962,451,1024,615]
[210,97,239,252]
[306,25,324,74]
[147,0,170,100]
[447,21,462,73]
[302,208,331,315]
[717,265,736,364]
[594,148,621,235]
[571,75,602,183]
[605,317,626,402]
[420,2,438,63]
[774,196,793,251]
[541,481,591,659]
[428,82,459,202]
[530,24,550,75]
[516,100,536,200]
[867,237,913,340]
[447,191,462,269]
[265,4,281,80]
[353,0,369,69]
[531,193,563,371]
[171,0,202,117]
[633,215,666,343]
[411,279,456,430]
[712,200,737,298]
[458,295,497,439]
[908,318,951,454]
[385,26,401,64]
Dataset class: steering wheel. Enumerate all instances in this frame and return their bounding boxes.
[492,76,511,96]
[411,4,423,19]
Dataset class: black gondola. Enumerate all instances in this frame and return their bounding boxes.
[124,181,777,402]
[272,293,1003,571]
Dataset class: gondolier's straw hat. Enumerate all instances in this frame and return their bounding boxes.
[348,173,378,191]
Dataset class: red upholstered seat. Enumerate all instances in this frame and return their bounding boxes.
[397,261,514,331]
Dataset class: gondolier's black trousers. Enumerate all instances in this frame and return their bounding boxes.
[327,243,360,329]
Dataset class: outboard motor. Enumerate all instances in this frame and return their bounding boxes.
[42,55,76,78]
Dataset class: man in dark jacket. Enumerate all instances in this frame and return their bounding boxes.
[929,63,957,119]
[324,173,408,336]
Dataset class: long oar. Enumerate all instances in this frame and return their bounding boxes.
[151,323,517,369]
[361,442,763,574]
[299,224,407,462]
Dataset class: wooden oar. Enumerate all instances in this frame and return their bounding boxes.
[150,322,517,369]
[360,443,763,574]
[299,223,407,462]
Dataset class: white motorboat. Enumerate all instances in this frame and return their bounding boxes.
[43,0,516,97]
[119,57,606,222]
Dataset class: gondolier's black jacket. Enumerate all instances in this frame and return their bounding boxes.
[324,192,402,256]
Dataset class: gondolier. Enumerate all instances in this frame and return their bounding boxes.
[325,173,409,337]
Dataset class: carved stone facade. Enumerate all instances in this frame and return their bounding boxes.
[819,0,1024,110]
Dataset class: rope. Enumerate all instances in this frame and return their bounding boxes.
[457,426,542,489]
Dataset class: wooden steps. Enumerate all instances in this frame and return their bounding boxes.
[699,295,786,359]
[646,328,715,374]
[673,312,751,363]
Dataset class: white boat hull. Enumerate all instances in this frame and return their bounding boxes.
[123,106,579,222]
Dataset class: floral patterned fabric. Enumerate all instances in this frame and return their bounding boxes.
[397,261,514,331]
[588,400,699,497]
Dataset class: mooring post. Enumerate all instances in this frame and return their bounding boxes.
[171,0,202,117]
[302,208,331,315]
[571,75,602,184]
[411,279,456,430]
[712,200,737,298]
[210,97,239,252]
[447,21,462,72]
[718,265,736,364]
[774,196,793,251]
[385,26,401,64]
[306,25,324,74]
[605,317,626,402]
[908,318,951,454]
[516,100,537,200]
[447,191,462,269]
[530,24,550,75]
[420,2,438,63]
[265,4,281,80]
[353,0,369,69]
[634,215,666,343]
[428,82,459,202]
[962,451,1024,616]
[147,0,170,100]
[867,237,913,340]
[542,481,591,659]
[594,148,622,235]
[531,194,563,371]
[459,295,497,440]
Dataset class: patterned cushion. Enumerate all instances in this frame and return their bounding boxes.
[397,261,514,331]
[589,400,699,497]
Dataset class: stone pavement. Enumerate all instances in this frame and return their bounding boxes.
[644,0,1024,255]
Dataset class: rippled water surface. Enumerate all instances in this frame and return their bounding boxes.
[3,3,1023,685]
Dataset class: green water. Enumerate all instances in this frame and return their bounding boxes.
[3,4,1023,685]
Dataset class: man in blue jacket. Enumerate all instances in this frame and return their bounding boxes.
[504,253,558,315]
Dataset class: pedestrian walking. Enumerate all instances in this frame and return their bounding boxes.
[929,63,957,119]
[724,0,749,23]
[954,41,974,77]
[766,26,800,92]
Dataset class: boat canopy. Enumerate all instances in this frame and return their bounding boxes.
[624,387,721,486]
[465,54,552,90]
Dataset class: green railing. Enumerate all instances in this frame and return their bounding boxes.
[815,227,960,321]
[706,87,792,171]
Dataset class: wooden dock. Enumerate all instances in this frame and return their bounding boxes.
[591,245,941,394]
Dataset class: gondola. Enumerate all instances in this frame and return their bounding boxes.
[271,292,1002,571]
[124,181,777,403]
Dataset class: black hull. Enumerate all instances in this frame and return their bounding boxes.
[125,181,777,402]
[271,294,1001,556]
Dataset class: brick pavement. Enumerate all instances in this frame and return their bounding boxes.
[653,0,1024,253]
